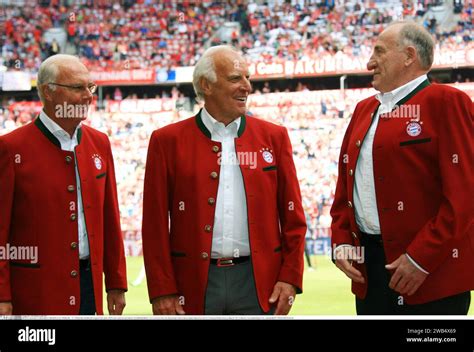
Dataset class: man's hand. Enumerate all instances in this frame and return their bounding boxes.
[386,254,428,296]
[269,281,297,315]
[107,290,126,315]
[152,295,185,315]
[0,302,12,315]
[334,246,365,283]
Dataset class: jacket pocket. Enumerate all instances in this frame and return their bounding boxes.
[95,172,107,179]
[263,165,277,172]
[399,137,431,147]
[171,251,186,257]
[10,261,40,269]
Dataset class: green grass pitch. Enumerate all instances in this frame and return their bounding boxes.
[109,255,473,315]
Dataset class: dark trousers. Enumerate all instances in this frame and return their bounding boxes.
[204,259,274,315]
[79,259,96,315]
[356,233,471,315]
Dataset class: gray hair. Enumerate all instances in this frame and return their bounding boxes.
[37,54,83,103]
[192,45,240,101]
[393,22,434,70]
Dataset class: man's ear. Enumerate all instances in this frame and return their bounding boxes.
[41,84,54,102]
[200,77,212,96]
[405,46,417,67]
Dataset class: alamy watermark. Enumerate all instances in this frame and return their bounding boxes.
[217,151,257,169]
[333,244,365,264]
[0,244,38,264]
[379,103,420,120]
[55,103,90,119]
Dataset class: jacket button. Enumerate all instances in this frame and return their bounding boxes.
[70,242,78,249]
[210,172,218,179]
[70,213,77,221]
[356,140,361,147]
[67,185,75,192]
[204,225,212,232]
[65,156,73,164]
[347,201,353,208]
[208,197,215,205]
[71,270,78,278]
[349,169,354,176]
[201,252,209,260]
[212,145,219,153]
[351,232,358,239]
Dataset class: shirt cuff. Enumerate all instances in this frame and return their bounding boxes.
[405,253,430,274]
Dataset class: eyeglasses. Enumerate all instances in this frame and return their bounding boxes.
[48,82,97,94]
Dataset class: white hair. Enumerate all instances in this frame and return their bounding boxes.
[192,45,240,101]
[37,54,83,103]
[390,21,434,70]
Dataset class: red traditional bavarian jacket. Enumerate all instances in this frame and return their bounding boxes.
[142,111,306,314]
[331,81,474,304]
[0,118,127,314]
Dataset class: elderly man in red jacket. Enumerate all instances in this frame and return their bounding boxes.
[142,45,306,315]
[0,54,127,315]
[331,21,473,314]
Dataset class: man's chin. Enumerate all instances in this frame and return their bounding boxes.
[371,80,379,91]
[236,106,247,116]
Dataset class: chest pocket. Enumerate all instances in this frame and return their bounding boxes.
[400,137,431,147]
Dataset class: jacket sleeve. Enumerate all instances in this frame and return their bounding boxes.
[142,130,178,302]
[276,127,307,293]
[103,138,128,292]
[330,106,359,249]
[0,138,14,302]
[406,89,474,273]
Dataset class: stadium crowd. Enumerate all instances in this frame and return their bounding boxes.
[1,0,472,72]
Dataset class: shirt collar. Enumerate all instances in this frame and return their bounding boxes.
[375,74,428,108]
[39,110,81,148]
[201,107,240,138]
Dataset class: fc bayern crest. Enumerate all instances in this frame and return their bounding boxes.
[92,154,103,170]
[260,148,274,164]
[406,122,422,137]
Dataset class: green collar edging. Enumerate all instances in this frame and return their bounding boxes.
[394,78,430,108]
[195,109,246,139]
[34,116,83,147]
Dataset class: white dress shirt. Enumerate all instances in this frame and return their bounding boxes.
[201,108,250,259]
[353,74,428,234]
[39,111,90,259]
[351,74,429,273]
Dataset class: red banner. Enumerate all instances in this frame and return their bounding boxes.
[90,69,155,85]
[249,46,474,80]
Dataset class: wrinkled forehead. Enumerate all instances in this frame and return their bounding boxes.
[377,26,401,48]
[57,61,91,83]
[217,51,249,74]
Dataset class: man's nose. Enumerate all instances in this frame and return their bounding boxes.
[83,88,93,101]
[367,58,376,71]
[242,77,252,92]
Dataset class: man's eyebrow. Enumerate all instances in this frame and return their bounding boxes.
[228,73,250,79]
[64,81,93,86]
[228,74,242,79]
[374,45,384,52]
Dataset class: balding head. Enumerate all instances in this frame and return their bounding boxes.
[387,21,434,70]
[37,55,88,103]
[367,21,434,93]
[192,45,242,101]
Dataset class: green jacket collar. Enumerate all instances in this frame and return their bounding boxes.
[195,109,246,139]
